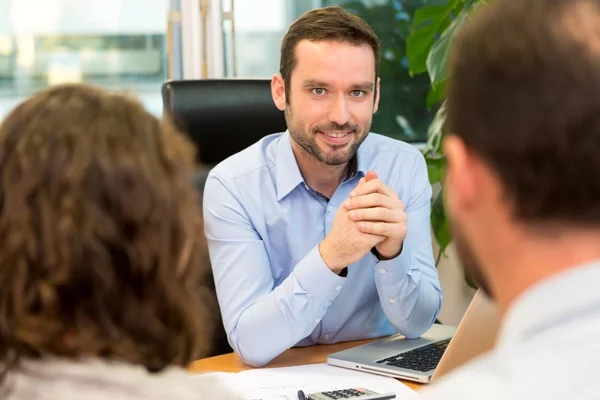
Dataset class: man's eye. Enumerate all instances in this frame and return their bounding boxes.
[351,90,365,97]
[312,88,326,96]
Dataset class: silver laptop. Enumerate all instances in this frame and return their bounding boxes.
[327,289,501,383]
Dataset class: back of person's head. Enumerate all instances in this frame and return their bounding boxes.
[0,83,214,377]
[279,6,380,101]
[447,0,600,225]
[443,0,600,301]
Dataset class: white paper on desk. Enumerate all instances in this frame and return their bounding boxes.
[201,363,418,400]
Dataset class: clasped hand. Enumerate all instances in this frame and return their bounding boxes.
[319,171,407,274]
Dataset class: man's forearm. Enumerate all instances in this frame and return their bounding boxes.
[227,246,346,367]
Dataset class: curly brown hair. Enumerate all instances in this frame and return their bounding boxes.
[0,83,215,376]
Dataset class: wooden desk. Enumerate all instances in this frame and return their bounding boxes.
[189,339,422,391]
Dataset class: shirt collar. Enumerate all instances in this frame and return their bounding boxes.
[497,259,600,347]
[274,130,368,201]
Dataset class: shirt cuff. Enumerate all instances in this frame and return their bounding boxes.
[293,245,347,301]
[373,247,414,284]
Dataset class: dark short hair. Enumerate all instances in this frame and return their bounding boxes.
[280,6,380,102]
[0,84,216,377]
[447,0,600,225]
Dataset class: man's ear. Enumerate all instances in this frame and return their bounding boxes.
[444,135,477,216]
[373,77,381,114]
[271,73,286,110]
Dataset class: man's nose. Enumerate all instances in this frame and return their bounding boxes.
[328,94,351,126]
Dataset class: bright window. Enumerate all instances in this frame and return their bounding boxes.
[0,0,169,119]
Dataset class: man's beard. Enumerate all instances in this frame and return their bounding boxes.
[453,224,494,298]
[285,107,369,166]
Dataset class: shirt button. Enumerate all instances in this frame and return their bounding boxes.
[379,268,386,274]
[324,334,330,340]
[327,205,333,211]
[315,318,321,323]
[389,298,396,304]
[335,286,342,291]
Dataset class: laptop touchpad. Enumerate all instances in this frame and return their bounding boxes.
[368,335,431,351]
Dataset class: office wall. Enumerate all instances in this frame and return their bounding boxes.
[435,243,477,326]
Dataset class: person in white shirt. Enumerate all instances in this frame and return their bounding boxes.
[416,0,600,399]
[0,84,236,399]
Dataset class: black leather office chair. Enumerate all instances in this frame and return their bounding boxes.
[162,79,287,182]
[161,79,287,357]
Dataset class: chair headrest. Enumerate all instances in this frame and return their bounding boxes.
[162,79,287,165]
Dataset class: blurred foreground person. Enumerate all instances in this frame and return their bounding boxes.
[416,0,600,399]
[0,84,236,399]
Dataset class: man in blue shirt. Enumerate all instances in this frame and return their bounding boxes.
[203,6,442,367]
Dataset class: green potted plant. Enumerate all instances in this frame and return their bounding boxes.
[407,0,487,267]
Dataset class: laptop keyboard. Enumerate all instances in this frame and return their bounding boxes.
[375,339,450,372]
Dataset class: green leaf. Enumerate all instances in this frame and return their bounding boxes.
[465,272,479,289]
[437,220,452,254]
[423,0,450,5]
[427,164,442,185]
[406,5,452,76]
[426,10,469,86]
[426,31,452,86]
[407,28,436,76]
[425,156,446,184]
[431,191,452,253]
[424,102,447,155]
[412,5,448,28]
[426,78,447,109]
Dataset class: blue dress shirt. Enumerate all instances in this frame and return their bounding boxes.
[203,131,442,367]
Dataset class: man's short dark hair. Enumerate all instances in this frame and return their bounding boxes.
[280,6,380,103]
[447,0,600,225]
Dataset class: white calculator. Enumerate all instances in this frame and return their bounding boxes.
[305,387,396,400]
